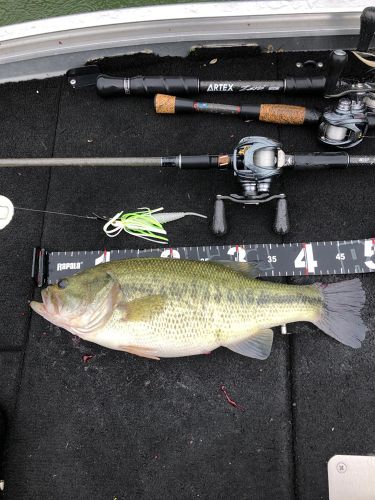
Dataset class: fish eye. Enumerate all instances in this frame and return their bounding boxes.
[57,279,68,289]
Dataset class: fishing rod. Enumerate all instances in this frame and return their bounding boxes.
[154,92,375,149]
[151,41,375,150]
[72,47,375,149]
[67,49,342,98]
[67,7,375,99]
[68,65,327,96]
[1,136,374,236]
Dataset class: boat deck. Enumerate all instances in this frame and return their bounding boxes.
[0,49,374,500]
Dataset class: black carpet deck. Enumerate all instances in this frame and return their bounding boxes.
[0,50,373,500]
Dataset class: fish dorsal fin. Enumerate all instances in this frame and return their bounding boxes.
[215,261,259,279]
[225,329,274,360]
[118,295,167,322]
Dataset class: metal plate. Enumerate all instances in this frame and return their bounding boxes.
[328,455,375,500]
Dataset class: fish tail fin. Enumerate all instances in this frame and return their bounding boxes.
[312,278,366,348]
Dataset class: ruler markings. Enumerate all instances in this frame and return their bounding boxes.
[41,238,375,285]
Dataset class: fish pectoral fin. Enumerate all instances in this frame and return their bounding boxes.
[119,344,160,360]
[118,294,167,322]
[215,261,259,279]
[224,328,274,360]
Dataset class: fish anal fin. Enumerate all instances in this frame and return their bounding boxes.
[225,328,273,360]
[119,345,160,360]
[117,295,167,322]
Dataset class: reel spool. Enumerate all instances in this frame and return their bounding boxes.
[212,137,289,236]
[319,98,368,148]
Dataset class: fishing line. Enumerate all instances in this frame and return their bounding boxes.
[14,206,98,220]
[0,195,98,229]
[0,195,206,244]
[352,51,375,67]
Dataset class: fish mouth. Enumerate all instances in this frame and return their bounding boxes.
[30,300,47,317]
[30,287,62,319]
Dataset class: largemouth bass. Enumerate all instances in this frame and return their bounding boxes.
[30,259,366,360]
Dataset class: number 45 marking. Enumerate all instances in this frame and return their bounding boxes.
[294,243,318,273]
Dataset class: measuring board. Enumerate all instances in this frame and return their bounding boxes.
[32,238,375,287]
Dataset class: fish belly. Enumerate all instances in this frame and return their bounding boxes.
[86,299,256,357]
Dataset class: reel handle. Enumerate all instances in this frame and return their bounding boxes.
[324,50,348,97]
[212,198,228,236]
[274,197,289,235]
[357,6,375,51]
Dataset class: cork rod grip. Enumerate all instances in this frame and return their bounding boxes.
[259,104,306,125]
[155,94,176,114]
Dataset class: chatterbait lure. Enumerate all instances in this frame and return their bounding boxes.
[103,207,207,244]
[0,196,206,244]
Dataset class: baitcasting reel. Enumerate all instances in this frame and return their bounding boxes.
[0,135,372,238]
[320,48,375,148]
[212,137,289,236]
[319,96,375,148]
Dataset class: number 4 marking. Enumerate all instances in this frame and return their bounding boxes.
[294,244,318,273]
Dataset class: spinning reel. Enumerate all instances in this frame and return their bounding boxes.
[212,137,289,236]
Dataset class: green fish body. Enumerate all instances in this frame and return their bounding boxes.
[30,258,366,360]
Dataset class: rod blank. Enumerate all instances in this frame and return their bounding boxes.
[0,158,164,168]
[0,155,223,169]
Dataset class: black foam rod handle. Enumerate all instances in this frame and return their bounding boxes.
[211,199,228,236]
[324,50,348,96]
[274,198,289,235]
[357,7,375,51]
[97,75,200,96]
